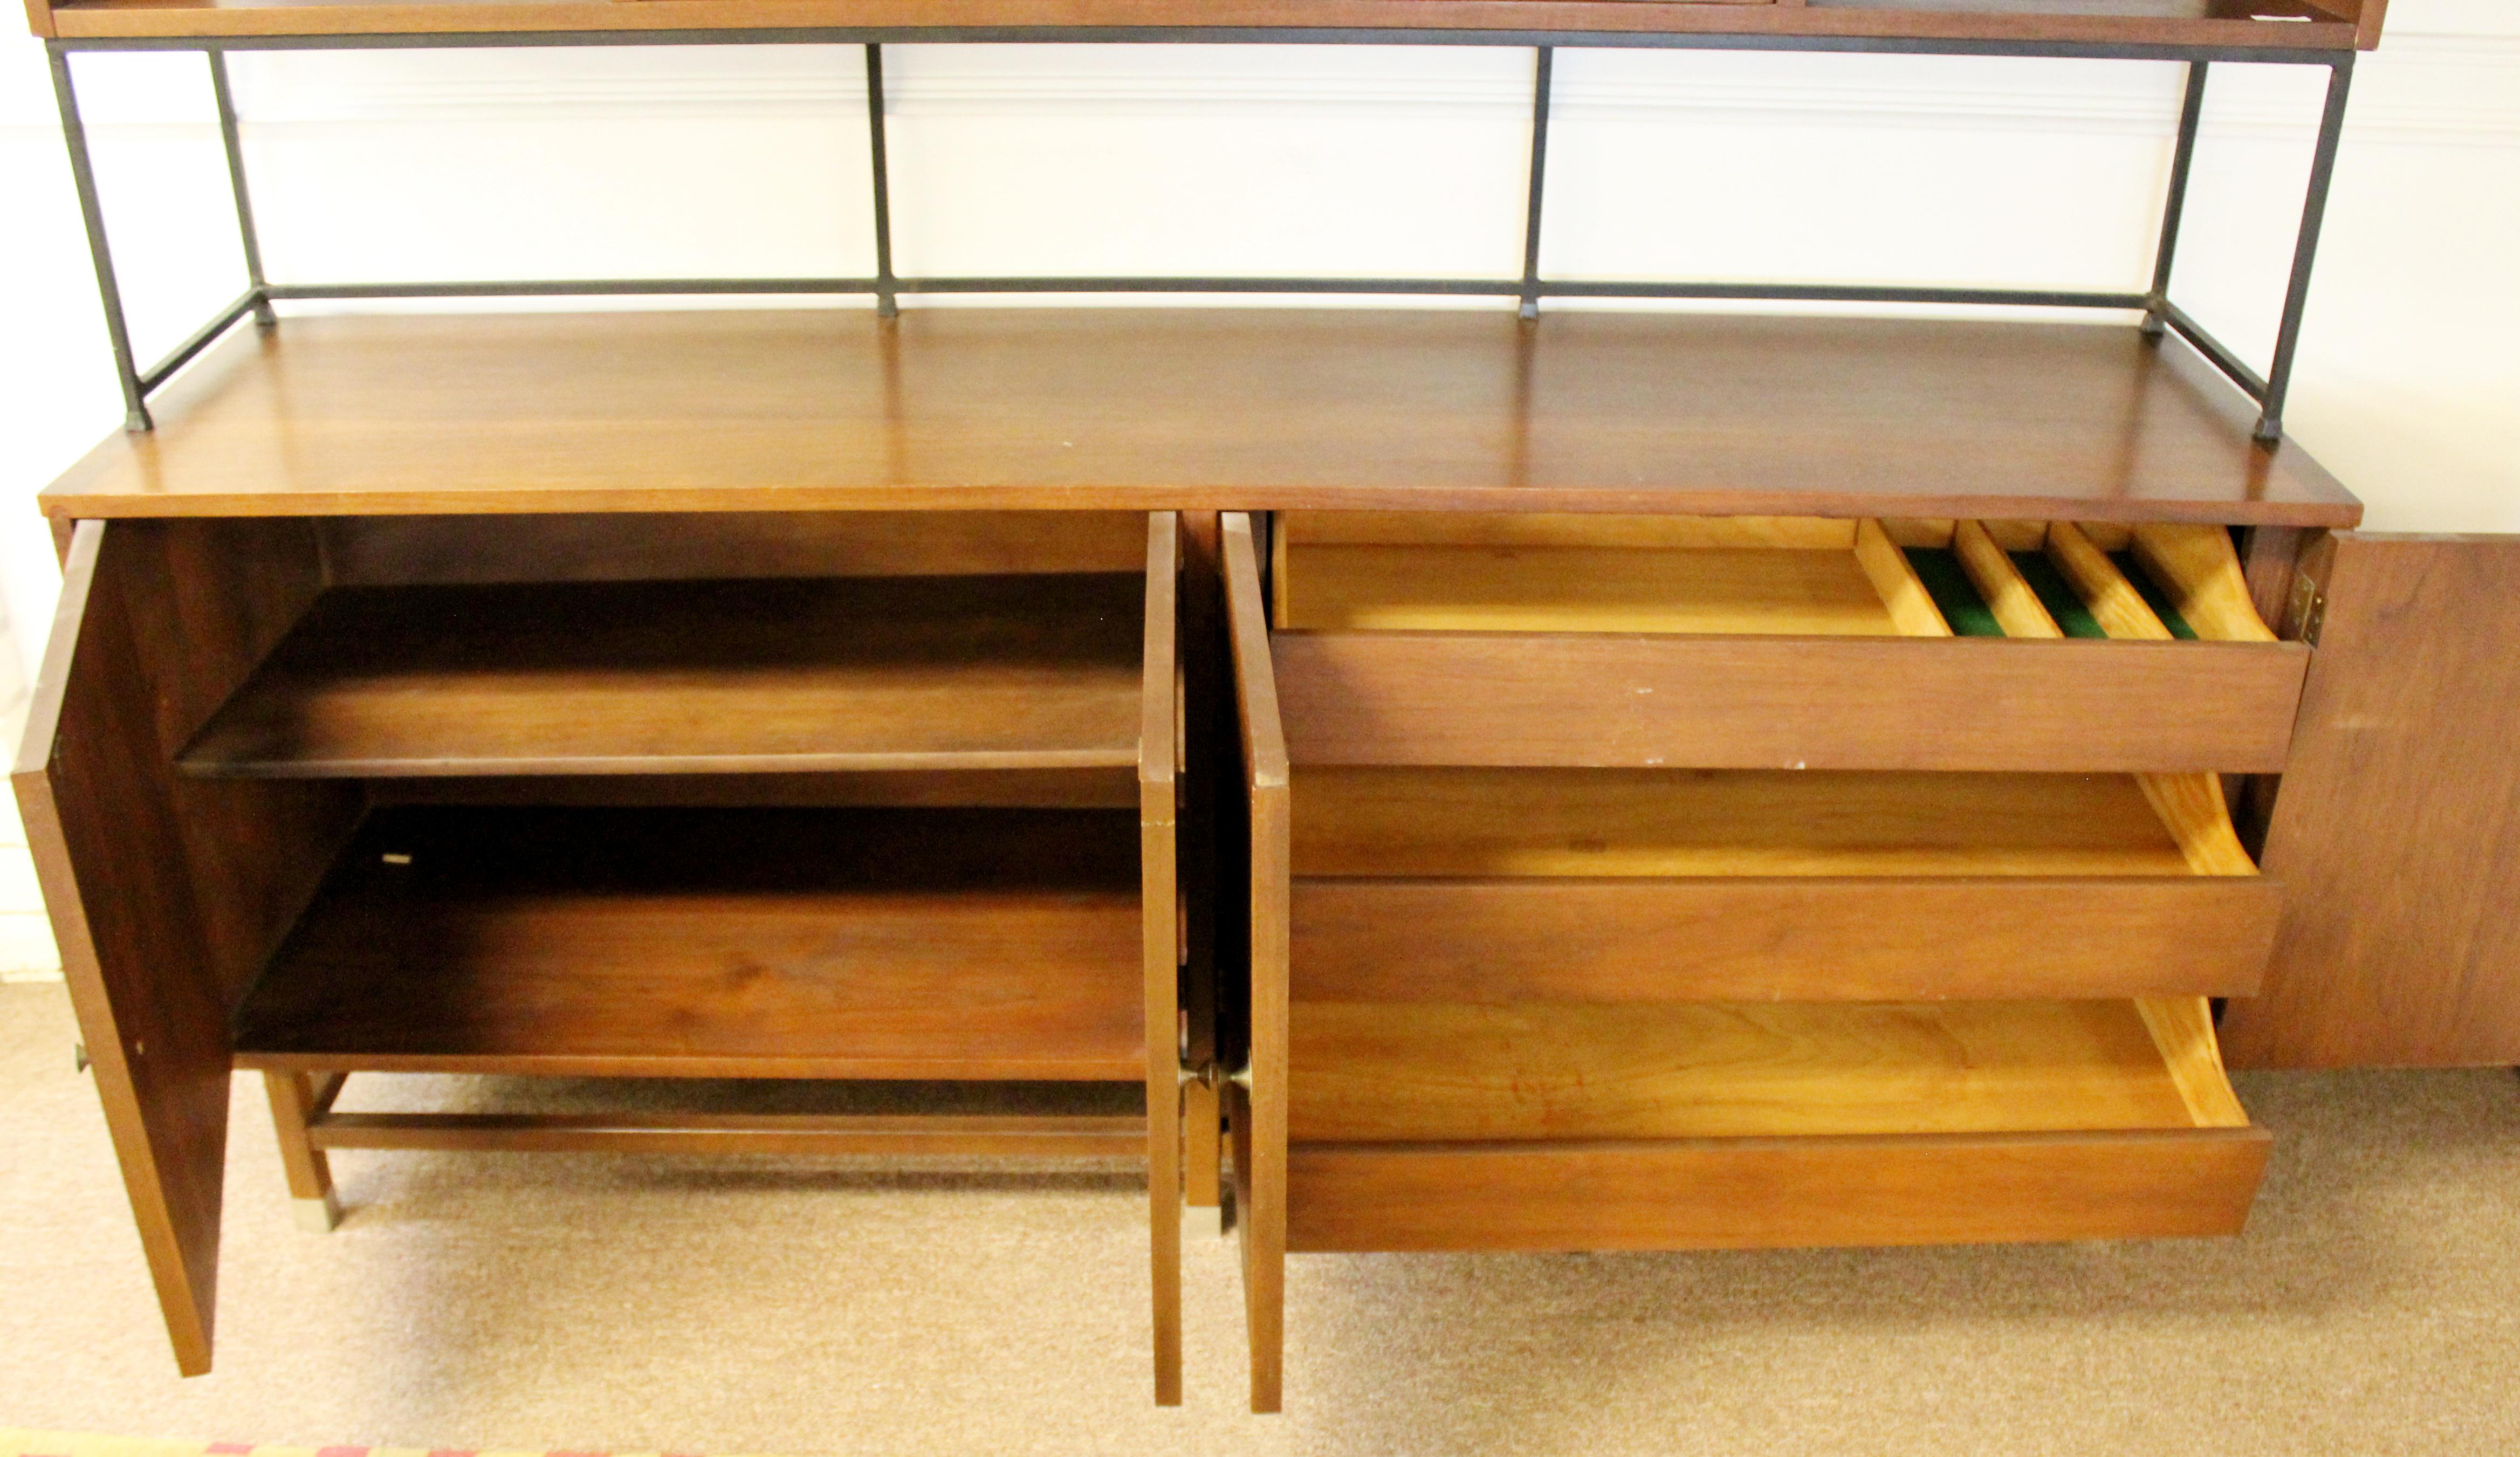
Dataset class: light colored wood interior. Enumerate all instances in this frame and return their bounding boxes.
[2049,521,2172,640]
[1854,517,1953,637]
[2134,995,2252,1128]
[1291,766,2202,879]
[1275,511,1937,636]
[2128,523,2278,643]
[1955,519,2063,637]
[1289,999,2223,1142]
[1878,518,1956,548]
[1280,543,1908,635]
[1280,512,1862,551]
[1950,527,2262,880]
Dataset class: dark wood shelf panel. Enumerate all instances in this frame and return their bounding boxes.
[37,0,2368,50]
[178,573,1146,778]
[232,805,1147,1078]
[50,309,2358,527]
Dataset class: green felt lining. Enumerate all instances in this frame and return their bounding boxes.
[2010,552,2107,638]
[2112,551,2200,639]
[1901,548,2002,637]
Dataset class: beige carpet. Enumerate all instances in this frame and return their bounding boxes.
[3,981,2516,1455]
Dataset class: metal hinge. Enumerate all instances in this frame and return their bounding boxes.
[1175,1059,1251,1092]
[2288,569,2329,647]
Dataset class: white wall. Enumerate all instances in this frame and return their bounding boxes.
[0,2,2515,968]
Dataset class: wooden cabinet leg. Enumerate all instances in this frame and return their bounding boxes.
[263,1071,341,1232]
[1183,1078,1223,1237]
[1149,1078,1183,1407]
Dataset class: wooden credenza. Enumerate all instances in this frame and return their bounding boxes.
[24,303,2519,1414]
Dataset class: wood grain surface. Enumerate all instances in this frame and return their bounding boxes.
[180,574,1146,778]
[44,311,2360,526]
[1272,631,2308,772]
[1288,876,2277,1001]
[233,806,1148,1079]
[321,510,1151,585]
[1280,542,1904,635]
[1283,1127,2272,1252]
[1289,766,2199,878]
[1222,514,1288,1415]
[10,520,366,1374]
[1137,512,1182,1407]
[2222,534,2520,1068]
[1286,999,2211,1142]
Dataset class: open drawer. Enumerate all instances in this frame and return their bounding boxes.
[1290,764,2278,1001]
[1280,765,2275,1234]
[1269,511,2310,773]
[1284,996,2268,1252]
[1219,512,2277,1411]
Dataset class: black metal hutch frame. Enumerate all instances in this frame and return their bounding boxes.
[45,25,2354,443]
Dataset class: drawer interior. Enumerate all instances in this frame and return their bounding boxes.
[1273,512,2274,645]
[1289,996,2247,1143]
[1275,513,1944,636]
[1293,766,2243,879]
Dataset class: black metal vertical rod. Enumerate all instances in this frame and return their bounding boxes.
[2255,53,2353,443]
[2143,59,2208,338]
[864,42,898,319]
[48,45,152,432]
[208,49,278,329]
[1518,45,1554,321]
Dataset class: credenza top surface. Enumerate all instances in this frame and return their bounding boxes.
[44,306,2361,527]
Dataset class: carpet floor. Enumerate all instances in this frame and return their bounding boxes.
[2,981,2516,1456]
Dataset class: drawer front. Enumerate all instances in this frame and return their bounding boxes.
[1286,1129,2271,1253]
[1290,876,2280,1002]
[1273,632,2309,773]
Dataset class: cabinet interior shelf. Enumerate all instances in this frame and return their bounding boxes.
[231,805,1149,1079]
[178,573,1147,778]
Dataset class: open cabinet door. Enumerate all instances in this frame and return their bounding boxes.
[11,519,359,1373]
[2220,533,2520,1068]
[1219,514,1288,1414]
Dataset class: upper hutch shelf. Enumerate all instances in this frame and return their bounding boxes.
[27,0,2386,50]
[40,308,2361,526]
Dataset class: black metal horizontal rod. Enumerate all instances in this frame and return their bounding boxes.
[2159,300,2270,402]
[262,277,2152,306]
[266,279,883,298]
[898,276,1522,296]
[138,287,263,391]
[1546,282,2148,310]
[57,30,2358,67]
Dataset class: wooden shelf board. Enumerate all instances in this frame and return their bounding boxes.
[232,805,1147,1078]
[179,574,1146,778]
[1288,999,2208,1142]
[39,0,2363,49]
[1291,766,2201,879]
[49,310,2359,527]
